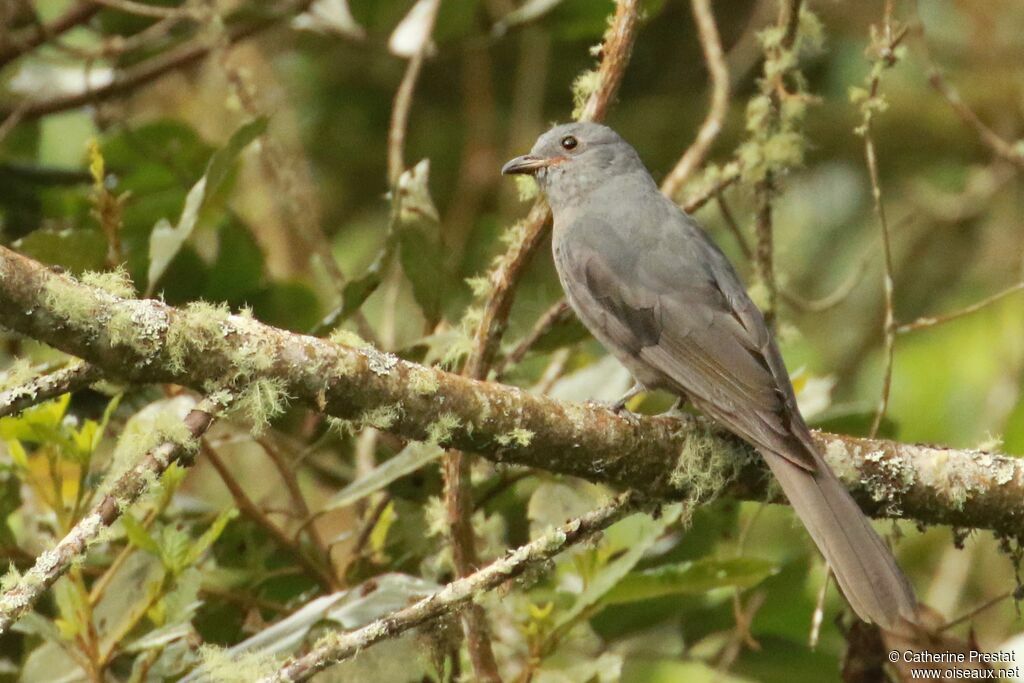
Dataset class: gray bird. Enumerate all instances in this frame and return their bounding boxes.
[502,122,918,630]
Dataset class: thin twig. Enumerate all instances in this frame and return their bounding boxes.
[0,362,102,419]
[0,0,316,120]
[257,492,643,683]
[896,282,1024,334]
[865,2,902,439]
[0,401,215,635]
[257,436,334,573]
[386,0,442,186]
[938,590,1013,633]
[89,0,190,19]
[751,0,804,326]
[494,299,571,377]
[808,567,831,649]
[715,192,752,260]
[0,2,100,69]
[660,0,730,200]
[202,441,337,591]
[781,243,874,314]
[908,5,1024,170]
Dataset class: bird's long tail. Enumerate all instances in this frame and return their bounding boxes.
[760,447,918,631]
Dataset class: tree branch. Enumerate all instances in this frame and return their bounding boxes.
[0,246,1018,535]
[0,2,101,70]
[257,492,643,683]
[0,399,214,635]
[0,0,315,120]
[0,361,101,418]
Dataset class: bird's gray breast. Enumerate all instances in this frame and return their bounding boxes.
[551,212,672,388]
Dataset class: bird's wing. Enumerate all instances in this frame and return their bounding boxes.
[562,209,817,471]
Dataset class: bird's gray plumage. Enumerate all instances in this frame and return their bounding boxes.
[503,122,918,630]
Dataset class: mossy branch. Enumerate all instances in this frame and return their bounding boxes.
[256,492,644,683]
[0,246,1021,532]
[0,398,214,635]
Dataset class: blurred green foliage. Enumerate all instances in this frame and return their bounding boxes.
[1,0,1023,680]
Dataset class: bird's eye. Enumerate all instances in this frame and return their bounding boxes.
[560,135,578,151]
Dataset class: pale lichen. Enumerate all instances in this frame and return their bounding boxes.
[669,427,746,506]
[426,413,461,446]
[194,644,281,683]
[495,428,534,448]
[81,266,135,298]
[408,367,439,396]
[231,377,290,435]
[359,404,402,431]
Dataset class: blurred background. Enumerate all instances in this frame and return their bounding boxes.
[1,0,1023,681]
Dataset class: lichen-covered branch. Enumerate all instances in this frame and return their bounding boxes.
[257,492,643,683]
[0,399,214,635]
[0,246,1021,536]
[0,361,101,418]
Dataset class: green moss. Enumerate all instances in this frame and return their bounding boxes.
[326,416,356,436]
[426,412,461,445]
[81,266,134,298]
[408,367,440,396]
[360,404,402,430]
[464,275,492,299]
[195,645,280,683]
[43,278,102,333]
[570,69,601,119]
[232,377,290,435]
[329,328,369,349]
[514,175,538,202]
[496,428,534,448]
[669,427,744,506]
[167,301,230,373]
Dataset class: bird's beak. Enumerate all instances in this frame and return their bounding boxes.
[501,154,549,176]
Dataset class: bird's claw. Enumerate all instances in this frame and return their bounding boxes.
[585,398,642,426]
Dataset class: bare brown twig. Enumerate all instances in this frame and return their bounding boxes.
[0,2,100,69]
[0,0,316,120]
[896,282,1024,335]
[660,0,731,200]
[202,440,337,591]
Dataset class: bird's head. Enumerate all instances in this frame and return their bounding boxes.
[502,122,646,211]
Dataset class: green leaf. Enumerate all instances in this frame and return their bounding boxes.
[53,578,88,639]
[397,224,444,324]
[602,557,779,606]
[185,508,239,567]
[325,442,444,511]
[13,228,107,274]
[553,504,682,631]
[146,117,267,293]
[121,514,160,555]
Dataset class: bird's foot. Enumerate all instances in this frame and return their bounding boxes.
[586,383,646,426]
